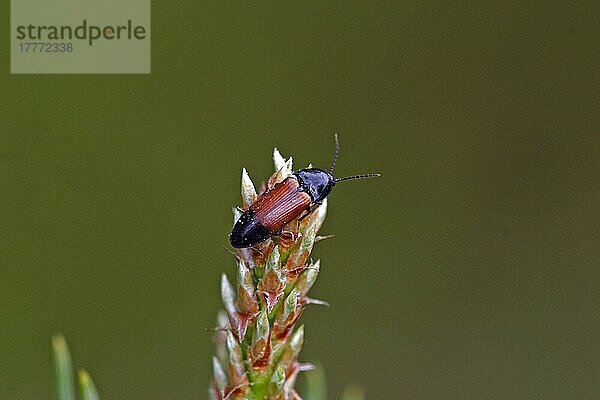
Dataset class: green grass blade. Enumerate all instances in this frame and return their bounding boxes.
[52,335,75,400]
[303,364,326,400]
[342,384,365,400]
[78,369,101,400]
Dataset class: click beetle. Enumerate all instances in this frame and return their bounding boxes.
[229,135,380,248]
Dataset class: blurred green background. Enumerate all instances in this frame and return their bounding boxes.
[2,2,599,399]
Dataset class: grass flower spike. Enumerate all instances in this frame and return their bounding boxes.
[210,148,330,400]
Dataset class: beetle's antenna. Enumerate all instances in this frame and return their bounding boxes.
[335,173,381,182]
[329,133,340,174]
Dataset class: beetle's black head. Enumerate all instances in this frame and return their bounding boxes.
[294,135,380,203]
[294,168,335,203]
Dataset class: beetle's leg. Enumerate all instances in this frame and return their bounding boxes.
[299,201,323,222]
[273,229,299,242]
[298,206,312,222]
[298,211,310,222]
[250,247,265,259]
[282,230,299,242]
[235,206,245,213]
